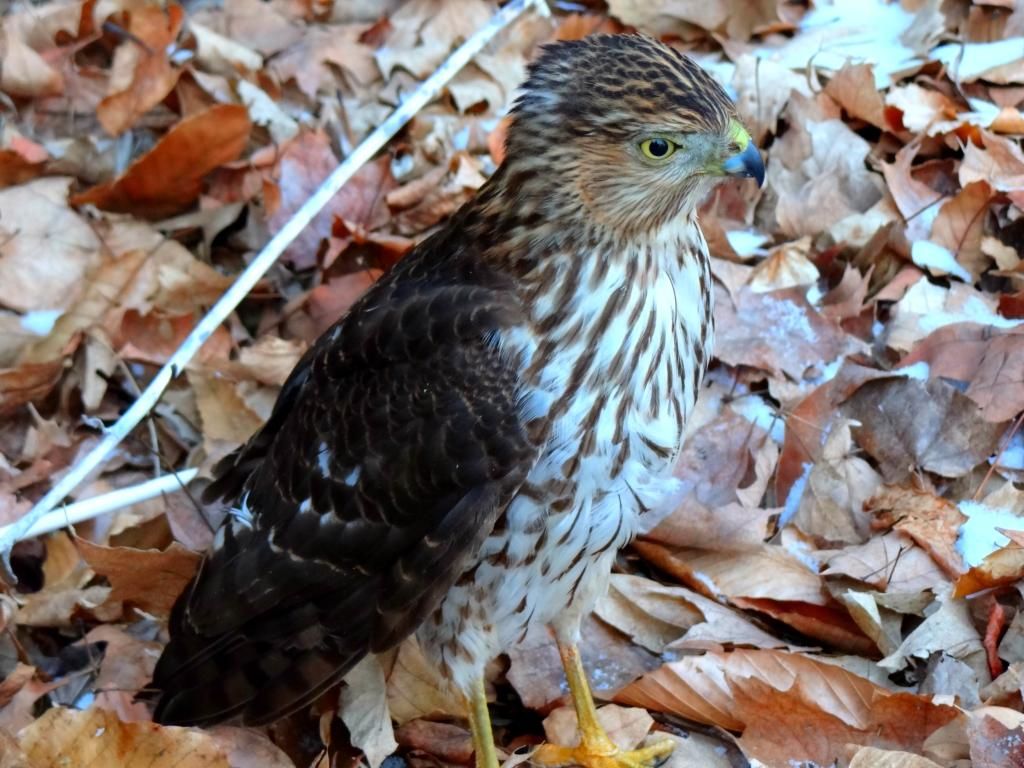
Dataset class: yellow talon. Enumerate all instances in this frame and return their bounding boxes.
[529,643,674,768]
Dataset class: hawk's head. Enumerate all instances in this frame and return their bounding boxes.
[503,35,763,237]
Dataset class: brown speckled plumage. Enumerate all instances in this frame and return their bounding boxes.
[149,34,758,728]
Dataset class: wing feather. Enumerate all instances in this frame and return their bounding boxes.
[149,251,539,726]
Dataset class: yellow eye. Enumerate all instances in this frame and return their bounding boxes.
[639,138,676,160]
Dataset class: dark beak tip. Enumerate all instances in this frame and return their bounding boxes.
[725,142,766,188]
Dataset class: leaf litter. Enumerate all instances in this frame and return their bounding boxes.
[1,0,1024,767]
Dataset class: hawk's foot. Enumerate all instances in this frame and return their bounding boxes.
[530,736,674,768]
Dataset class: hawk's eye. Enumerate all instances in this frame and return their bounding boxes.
[639,138,676,160]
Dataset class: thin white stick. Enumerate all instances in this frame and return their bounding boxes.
[2,0,547,560]
[0,468,199,542]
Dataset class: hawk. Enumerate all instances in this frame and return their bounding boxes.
[149,34,764,768]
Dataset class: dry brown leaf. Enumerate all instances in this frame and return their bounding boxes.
[189,371,267,448]
[385,637,465,725]
[266,134,394,269]
[879,589,984,673]
[930,180,995,281]
[824,62,887,129]
[968,706,1024,767]
[823,531,951,593]
[616,649,958,744]
[886,83,960,132]
[714,286,858,381]
[0,359,65,418]
[15,706,289,767]
[847,746,945,768]
[901,323,1024,423]
[843,376,1006,482]
[607,0,789,40]
[339,656,398,768]
[595,574,790,655]
[394,720,472,764]
[634,540,826,606]
[97,5,185,136]
[960,130,1024,193]
[85,624,163,722]
[506,617,662,711]
[73,104,251,218]
[75,538,200,617]
[954,545,1024,598]
[792,418,881,545]
[271,24,378,98]
[771,115,884,239]
[0,27,63,98]
[0,177,102,313]
[867,484,966,577]
[748,237,819,292]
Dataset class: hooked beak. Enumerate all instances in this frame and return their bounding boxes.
[723,141,765,187]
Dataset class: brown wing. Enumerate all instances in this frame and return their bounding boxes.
[149,251,539,726]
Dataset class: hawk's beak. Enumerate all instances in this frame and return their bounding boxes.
[722,120,765,187]
[723,141,765,187]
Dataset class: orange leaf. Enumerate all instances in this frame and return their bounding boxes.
[72,104,251,218]
[75,538,200,617]
[96,5,185,136]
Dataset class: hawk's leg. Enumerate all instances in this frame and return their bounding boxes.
[530,643,674,768]
[468,677,500,768]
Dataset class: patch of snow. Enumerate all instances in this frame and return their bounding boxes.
[783,533,821,572]
[897,361,930,381]
[805,282,825,305]
[957,500,1024,567]
[999,431,1024,471]
[766,0,922,87]
[730,395,785,444]
[20,308,62,336]
[779,462,813,528]
[933,38,1024,82]
[911,241,972,283]
[726,229,770,257]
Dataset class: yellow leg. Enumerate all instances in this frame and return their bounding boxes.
[467,677,499,768]
[531,643,674,768]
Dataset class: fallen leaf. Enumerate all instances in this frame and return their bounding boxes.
[339,656,398,768]
[823,531,951,594]
[900,323,1024,424]
[714,286,859,381]
[73,104,251,218]
[867,484,967,577]
[74,538,200,617]
[879,589,984,673]
[16,706,290,767]
[843,376,1005,482]
[954,545,1024,598]
[823,62,887,128]
[968,706,1024,767]
[97,5,185,136]
[0,27,62,97]
[0,177,102,312]
[266,133,394,269]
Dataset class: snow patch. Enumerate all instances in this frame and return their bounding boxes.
[911,241,972,283]
[957,500,1024,567]
[897,361,930,381]
[779,462,813,528]
[20,308,62,336]
[730,395,785,444]
[726,229,770,257]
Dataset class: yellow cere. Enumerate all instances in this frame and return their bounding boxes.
[728,119,751,151]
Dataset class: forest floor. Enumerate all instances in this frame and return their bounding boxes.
[1,0,1024,766]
